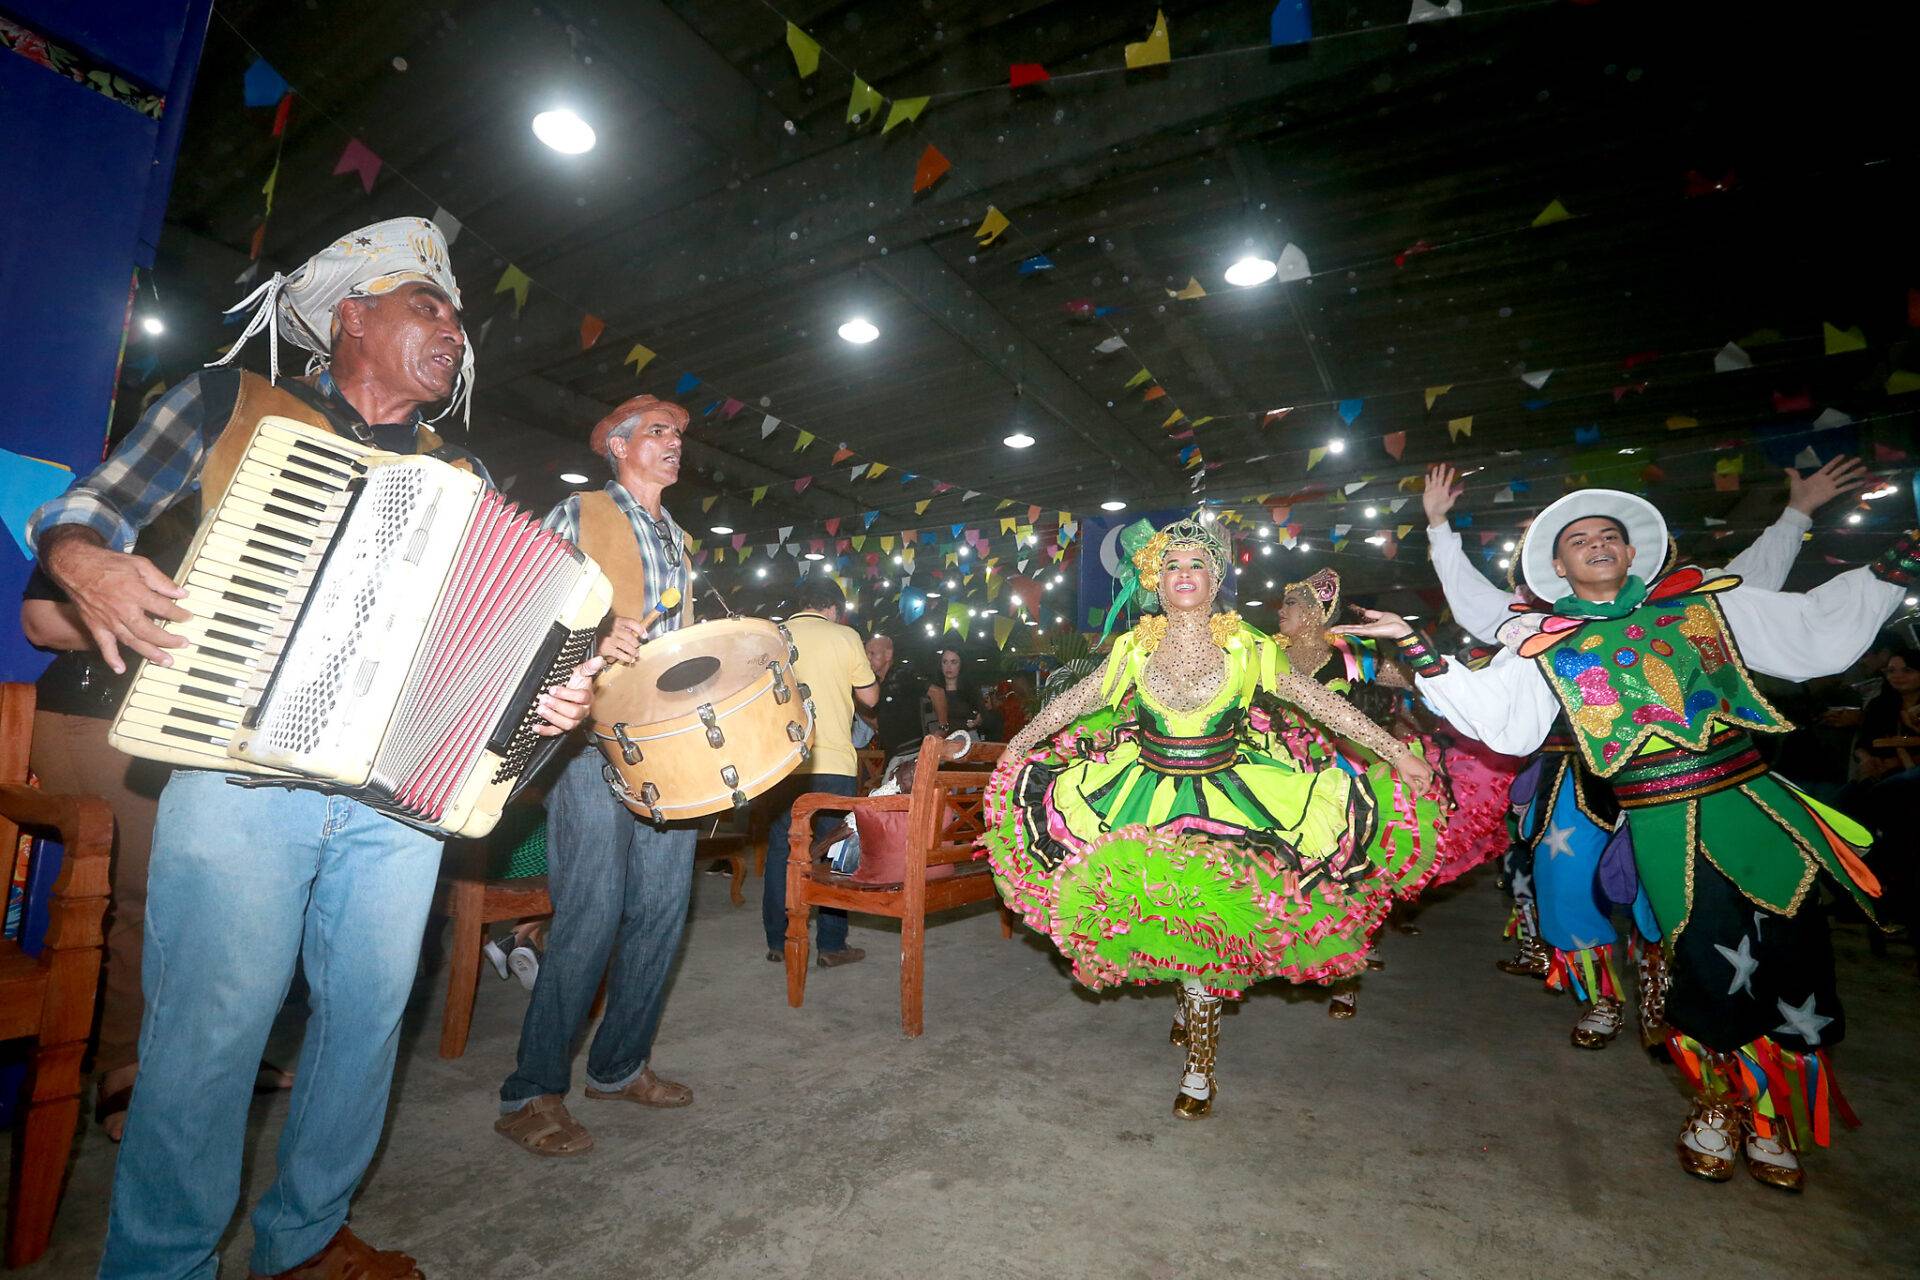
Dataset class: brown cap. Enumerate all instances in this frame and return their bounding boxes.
[589,395,690,457]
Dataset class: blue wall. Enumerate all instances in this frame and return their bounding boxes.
[0,1,212,680]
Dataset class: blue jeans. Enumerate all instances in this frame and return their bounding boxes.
[99,771,443,1280]
[761,773,857,953]
[500,746,695,1108]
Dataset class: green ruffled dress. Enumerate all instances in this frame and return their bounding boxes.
[983,621,1441,996]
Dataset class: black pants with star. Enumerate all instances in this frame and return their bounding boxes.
[1664,849,1844,1054]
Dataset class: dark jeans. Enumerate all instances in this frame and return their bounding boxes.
[501,746,696,1108]
[762,772,857,952]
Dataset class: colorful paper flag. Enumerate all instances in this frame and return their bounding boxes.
[884,97,929,133]
[579,314,605,351]
[494,264,531,315]
[1009,63,1050,87]
[1383,431,1406,460]
[786,23,821,78]
[332,138,383,194]
[1125,10,1171,68]
[624,343,655,375]
[243,58,290,107]
[975,206,1011,245]
[913,144,951,193]
[1447,416,1472,441]
[1531,198,1571,228]
[1823,322,1867,355]
[847,77,884,125]
[1270,0,1312,45]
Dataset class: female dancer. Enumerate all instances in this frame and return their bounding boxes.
[984,516,1435,1117]
[1265,569,1452,1017]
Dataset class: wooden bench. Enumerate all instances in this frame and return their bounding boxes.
[0,684,113,1267]
[783,735,1010,1037]
[435,829,748,1060]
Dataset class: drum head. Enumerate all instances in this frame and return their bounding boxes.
[594,617,789,725]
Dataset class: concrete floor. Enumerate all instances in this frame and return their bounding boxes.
[14,868,1920,1279]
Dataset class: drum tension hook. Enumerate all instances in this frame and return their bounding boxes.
[613,723,642,765]
[769,661,792,705]
[698,703,725,749]
[640,781,664,824]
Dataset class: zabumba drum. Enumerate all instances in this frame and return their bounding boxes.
[591,617,816,821]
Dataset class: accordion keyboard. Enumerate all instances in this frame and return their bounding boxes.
[112,420,374,770]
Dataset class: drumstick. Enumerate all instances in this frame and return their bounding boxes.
[627,587,682,646]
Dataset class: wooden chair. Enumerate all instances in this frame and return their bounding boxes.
[434,829,748,1060]
[783,735,1011,1037]
[0,684,113,1267]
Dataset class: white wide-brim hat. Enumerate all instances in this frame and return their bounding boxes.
[1520,488,1668,602]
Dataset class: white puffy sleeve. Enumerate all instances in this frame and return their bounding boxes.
[1427,523,1520,645]
[1717,566,1904,681]
[1414,646,1561,757]
[1712,508,1810,591]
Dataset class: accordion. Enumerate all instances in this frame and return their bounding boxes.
[109,416,613,837]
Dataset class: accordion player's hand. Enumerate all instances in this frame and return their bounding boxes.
[40,531,190,675]
[535,655,606,735]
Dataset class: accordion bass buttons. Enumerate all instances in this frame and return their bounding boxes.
[697,704,724,749]
[613,723,642,765]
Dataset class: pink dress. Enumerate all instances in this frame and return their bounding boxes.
[1429,734,1525,885]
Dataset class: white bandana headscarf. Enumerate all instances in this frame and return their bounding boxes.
[210,217,473,427]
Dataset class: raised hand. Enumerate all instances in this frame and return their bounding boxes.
[1329,606,1414,641]
[40,531,190,673]
[1422,463,1464,527]
[1786,455,1869,516]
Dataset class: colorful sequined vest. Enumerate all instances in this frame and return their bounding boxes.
[1519,568,1790,777]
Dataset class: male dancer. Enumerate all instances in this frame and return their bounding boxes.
[1342,485,1908,1190]
[497,395,699,1157]
[28,217,597,1278]
[1421,459,1866,1049]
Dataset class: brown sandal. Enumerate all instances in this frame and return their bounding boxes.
[494,1095,593,1157]
[584,1067,693,1108]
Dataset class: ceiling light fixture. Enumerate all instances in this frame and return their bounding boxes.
[804,552,825,561]
[559,471,589,485]
[532,108,596,154]
[754,567,767,578]
[1224,256,1278,288]
[1243,599,1264,607]
[1100,499,1128,511]
[1326,438,1346,455]
[1847,512,1864,525]
[1503,540,1516,552]
[709,524,734,535]
[139,315,165,336]
[837,317,879,344]
[1863,483,1897,501]
[1003,432,1035,449]
[926,590,943,598]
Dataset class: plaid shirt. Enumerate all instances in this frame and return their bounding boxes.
[27,369,478,554]
[543,481,689,639]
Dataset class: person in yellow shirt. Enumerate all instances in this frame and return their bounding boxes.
[762,574,877,964]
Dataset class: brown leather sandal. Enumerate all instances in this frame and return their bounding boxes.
[248,1226,421,1278]
[584,1067,693,1108]
[494,1095,594,1157]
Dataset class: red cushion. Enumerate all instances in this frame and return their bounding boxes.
[850,806,957,885]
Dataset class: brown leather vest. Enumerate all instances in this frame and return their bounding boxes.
[570,488,689,624]
[198,372,456,511]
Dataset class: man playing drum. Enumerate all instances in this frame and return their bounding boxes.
[496,395,699,1158]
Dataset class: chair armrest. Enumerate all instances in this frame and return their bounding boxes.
[787,792,909,865]
[0,782,113,952]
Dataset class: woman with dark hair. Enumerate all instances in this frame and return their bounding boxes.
[922,647,982,735]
